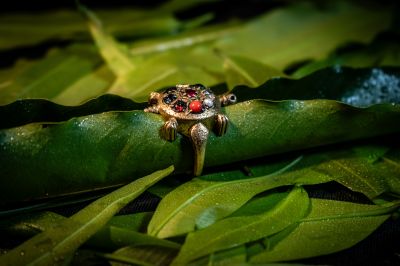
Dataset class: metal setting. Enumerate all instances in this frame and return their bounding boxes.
[145,84,236,176]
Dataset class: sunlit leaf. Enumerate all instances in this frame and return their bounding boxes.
[215,2,393,70]
[221,54,284,90]
[83,5,136,76]
[0,45,102,105]
[51,65,114,105]
[108,48,224,102]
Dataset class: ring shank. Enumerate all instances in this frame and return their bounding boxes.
[189,123,209,176]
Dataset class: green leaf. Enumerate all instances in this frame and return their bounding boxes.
[107,47,224,102]
[87,225,181,251]
[70,249,107,266]
[250,199,400,262]
[316,146,400,199]
[293,38,400,78]
[83,5,224,102]
[51,65,115,106]
[191,246,247,266]
[171,187,309,265]
[103,245,178,266]
[215,2,393,70]
[128,22,240,57]
[0,211,65,237]
[0,211,179,251]
[0,166,173,266]
[83,6,136,76]
[234,144,400,200]
[2,66,398,126]
[221,54,284,90]
[0,45,103,105]
[158,0,220,13]
[126,2,393,74]
[209,246,247,266]
[107,212,153,232]
[1,98,400,204]
[0,5,201,51]
[88,2,393,101]
[84,5,225,102]
[231,67,400,107]
[147,158,316,238]
[0,94,144,130]
[148,140,400,239]
[229,191,289,217]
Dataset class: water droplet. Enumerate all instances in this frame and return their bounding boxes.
[20,251,25,256]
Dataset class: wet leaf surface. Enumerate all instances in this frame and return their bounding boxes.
[1,99,399,203]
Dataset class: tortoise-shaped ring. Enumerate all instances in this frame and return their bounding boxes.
[145,84,237,176]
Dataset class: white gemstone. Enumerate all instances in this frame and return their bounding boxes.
[203,98,214,108]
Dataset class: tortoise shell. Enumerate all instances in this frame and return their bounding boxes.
[157,84,220,121]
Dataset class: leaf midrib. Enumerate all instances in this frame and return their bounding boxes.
[330,159,381,196]
[300,202,399,223]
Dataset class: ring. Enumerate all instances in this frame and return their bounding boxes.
[145,84,237,176]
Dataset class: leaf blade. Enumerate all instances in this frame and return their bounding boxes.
[250,200,399,262]
[0,166,174,266]
[172,187,310,265]
[147,157,312,238]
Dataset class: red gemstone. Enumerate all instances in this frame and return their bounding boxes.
[174,100,186,112]
[186,89,197,98]
[189,100,202,113]
[175,105,184,112]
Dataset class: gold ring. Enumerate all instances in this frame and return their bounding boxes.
[145,84,236,176]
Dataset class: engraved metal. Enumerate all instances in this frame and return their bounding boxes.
[145,84,236,176]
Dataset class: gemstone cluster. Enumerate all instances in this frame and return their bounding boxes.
[162,84,215,114]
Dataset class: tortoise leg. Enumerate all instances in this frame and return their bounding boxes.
[161,118,178,141]
[190,122,209,176]
[215,113,229,136]
[144,92,161,114]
